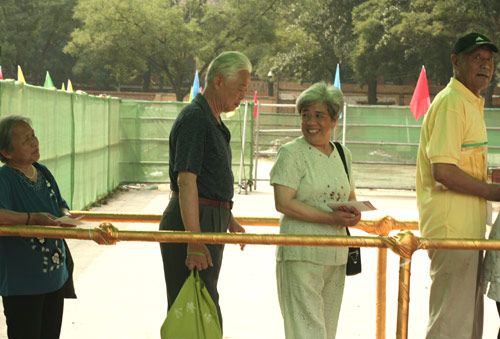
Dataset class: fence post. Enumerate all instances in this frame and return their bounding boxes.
[376,248,387,339]
[395,255,412,339]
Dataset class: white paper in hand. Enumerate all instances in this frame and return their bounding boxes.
[56,216,84,226]
[327,201,377,212]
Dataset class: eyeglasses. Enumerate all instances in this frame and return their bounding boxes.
[300,112,330,122]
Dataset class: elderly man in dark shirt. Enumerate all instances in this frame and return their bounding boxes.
[159,51,251,328]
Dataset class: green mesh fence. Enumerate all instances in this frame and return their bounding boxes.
[0,81,120,210]
[0,80,254,210]
[255,104,500,190]
[3,79,499,204]
[0,80,74,204]
[119,100,254,186]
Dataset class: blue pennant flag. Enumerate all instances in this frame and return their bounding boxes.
[191,70,200,101]
[334,64,341,90]
[334,64,343,119]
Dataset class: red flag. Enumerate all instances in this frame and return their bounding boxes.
[410,66,430,121]
[0,66,3,80]
[253,91,258,118]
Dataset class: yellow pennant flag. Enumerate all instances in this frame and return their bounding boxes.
[67,79,74,92]
[61,83,66,91]
[17,66,26,84]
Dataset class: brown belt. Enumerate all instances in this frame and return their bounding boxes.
[171,191,233,210]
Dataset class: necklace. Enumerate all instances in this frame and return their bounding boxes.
[25,165,36,180]
[7,164,37,180]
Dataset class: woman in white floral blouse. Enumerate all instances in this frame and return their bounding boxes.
[270,82,361,339]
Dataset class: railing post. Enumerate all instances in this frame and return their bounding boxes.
[376,247,387,339]
[396,256,412,339]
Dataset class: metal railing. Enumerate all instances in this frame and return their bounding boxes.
[2,212,495,339]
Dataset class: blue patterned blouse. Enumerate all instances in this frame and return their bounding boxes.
[0,163,69,296]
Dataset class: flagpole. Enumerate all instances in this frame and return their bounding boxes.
[238,102,249,194]
[254,101,261,191]
[342,102,347,145]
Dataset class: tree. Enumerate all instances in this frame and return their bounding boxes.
[462,0,500,107]
[0,0,77,85]
[352,0,415,104]
[391,1,476,85]
[256,0,362,85]
[66,0,283,99]
[392,0,499,106]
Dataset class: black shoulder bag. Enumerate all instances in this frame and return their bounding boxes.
[333,142,362,276]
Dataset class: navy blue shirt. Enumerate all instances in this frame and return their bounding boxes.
[169,94,234,202]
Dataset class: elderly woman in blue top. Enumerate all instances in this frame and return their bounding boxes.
[0,115,76,339]
[270,82,361,339]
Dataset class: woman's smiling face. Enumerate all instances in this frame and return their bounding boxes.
[300,102,338,153]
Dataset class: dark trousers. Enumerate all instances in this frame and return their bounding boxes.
[159,198,230,329]
[2,286,65,339]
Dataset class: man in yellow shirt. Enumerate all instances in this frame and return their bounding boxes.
[416,32,499,339]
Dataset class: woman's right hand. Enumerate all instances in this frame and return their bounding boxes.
[331,207,361,226]
[30,213,61,226]
[185,243,213,271]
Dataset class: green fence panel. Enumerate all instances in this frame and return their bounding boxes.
[118,100,254,185]
[108,97,121,191]
[119,100,183,183]
[0,81,120,210]
[72,93,121,210]
[6,79,498,197]
[0,81,74,206]
[336,105,500,166]
[256,104,500,190]
[337,105,421,165]
[0,82,255,208]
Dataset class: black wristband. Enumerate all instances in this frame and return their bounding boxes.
[26,212,30,225]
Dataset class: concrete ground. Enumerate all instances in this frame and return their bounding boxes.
[1,159,499,338]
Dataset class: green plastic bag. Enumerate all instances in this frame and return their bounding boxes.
[160,270,222,339]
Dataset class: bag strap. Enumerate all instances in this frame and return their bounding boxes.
[334,141,353,236]
[333,141,349,181]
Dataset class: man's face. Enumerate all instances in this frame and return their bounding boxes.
[219,70,251,113]
[452,46,494,96]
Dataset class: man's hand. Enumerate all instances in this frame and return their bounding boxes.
[229,219,246,251]
[186,243,213,271]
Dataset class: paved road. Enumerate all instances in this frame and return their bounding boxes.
[1,160,499,338]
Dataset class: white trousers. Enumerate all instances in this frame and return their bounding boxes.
[276,260,346,339]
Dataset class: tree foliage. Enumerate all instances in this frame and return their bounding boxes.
[351,0,414,103]
[0,0,498,103]
[65,0,283,99]
[0,0,77,86]
[257,0,362,84]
